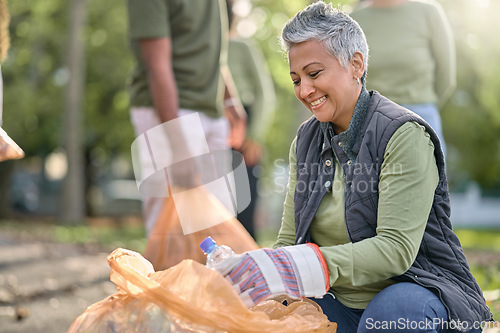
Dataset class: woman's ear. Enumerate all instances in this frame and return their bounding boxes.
[351,51,365,79]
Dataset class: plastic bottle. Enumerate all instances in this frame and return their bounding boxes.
[199,236,235,269]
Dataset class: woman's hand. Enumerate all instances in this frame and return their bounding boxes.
[216,244,330,307]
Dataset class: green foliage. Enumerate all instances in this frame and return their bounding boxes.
[3,0,67,156]
[440,0,500,190]
[3,0,134,162]
[84,0,134,155]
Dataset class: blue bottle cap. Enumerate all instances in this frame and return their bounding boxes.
[199,236,217,254]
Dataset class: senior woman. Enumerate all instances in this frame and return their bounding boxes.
[216,2,491,332]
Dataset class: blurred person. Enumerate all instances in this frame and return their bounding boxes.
[226,0,276,239]
[214,2,491,332]
[126,0,258,271]
[0,0,23,162]
[126,0,246,238]
[351,0,456,157]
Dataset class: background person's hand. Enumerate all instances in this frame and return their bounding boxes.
[239,139,262,167]
[225,103,247,150]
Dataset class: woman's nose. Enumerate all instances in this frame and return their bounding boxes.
[299,81,315,100]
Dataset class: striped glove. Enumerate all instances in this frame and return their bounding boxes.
[215,244,330,307]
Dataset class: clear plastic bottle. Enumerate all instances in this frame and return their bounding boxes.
[199,236,235,269]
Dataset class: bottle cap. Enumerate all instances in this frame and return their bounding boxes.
[199,236,217,254]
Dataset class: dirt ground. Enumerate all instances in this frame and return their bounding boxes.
[0,231,114,333]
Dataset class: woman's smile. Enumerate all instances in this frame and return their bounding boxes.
[310,95,327,109]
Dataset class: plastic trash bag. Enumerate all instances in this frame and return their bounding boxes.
[68,248,336,333]
[143,186,259,271]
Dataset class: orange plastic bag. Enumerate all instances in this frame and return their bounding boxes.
[143,186,259,271]
[68,248,336,333]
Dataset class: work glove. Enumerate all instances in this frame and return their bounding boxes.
[216,243,330,307]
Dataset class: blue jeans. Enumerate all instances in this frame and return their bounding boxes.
[311,283,481,332]
[402,103,446,158]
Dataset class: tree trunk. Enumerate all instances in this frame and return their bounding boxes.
[60,0,87,224]
[0,160,14,218]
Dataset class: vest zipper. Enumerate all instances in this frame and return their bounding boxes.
[331,147,353,243]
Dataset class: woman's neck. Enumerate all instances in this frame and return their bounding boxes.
[332,85,364,134]
[369,0,408,8]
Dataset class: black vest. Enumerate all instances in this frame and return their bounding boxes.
[294,91,492,328]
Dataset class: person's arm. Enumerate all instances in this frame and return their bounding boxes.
[274,137,298,248]
[320,122,439,287]
[429,2,456,107]
[128,0,180,127]
[138,38,196,186]
[222,65,247,150]
[139,37,179,123]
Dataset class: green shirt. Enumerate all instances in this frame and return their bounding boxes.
[350,0,456,107]
[227,38,275,140]
[274,121,439,309]
[127,0,227,117]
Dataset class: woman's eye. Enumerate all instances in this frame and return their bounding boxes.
[292,79,300,86]
[309,70,321,78]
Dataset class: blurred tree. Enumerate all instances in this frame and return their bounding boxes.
[2,0,134,220]
[60,0,86,224]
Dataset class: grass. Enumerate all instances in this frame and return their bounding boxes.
[53,224,147,252]
[455,228,500,252]
[454,228,500,319]
[0,218,148,253]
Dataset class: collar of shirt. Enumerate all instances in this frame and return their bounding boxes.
[320,87,371,161]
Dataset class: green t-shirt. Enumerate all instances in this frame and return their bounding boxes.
[350,0,456,107]
[127,0,228,117]
[274,121,439,309]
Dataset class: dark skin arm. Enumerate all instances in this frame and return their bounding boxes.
[138,37,196,187]
[139,37,179,123]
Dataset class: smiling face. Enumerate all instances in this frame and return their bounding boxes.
[289,39,364,133]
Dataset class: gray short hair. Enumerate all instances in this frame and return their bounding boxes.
[281,1,369,79]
